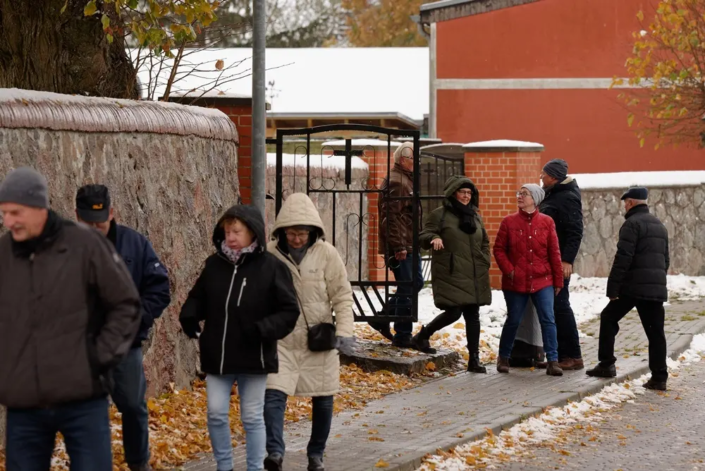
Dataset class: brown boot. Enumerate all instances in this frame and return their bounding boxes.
[557,358,584,370]
[546,361,564,376]
[497,357,510,373]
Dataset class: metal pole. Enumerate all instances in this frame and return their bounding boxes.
[251,0,266,216]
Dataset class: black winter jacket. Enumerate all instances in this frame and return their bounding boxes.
[606,205,669,302]
[539,178,584,264]
[179,205,300,375]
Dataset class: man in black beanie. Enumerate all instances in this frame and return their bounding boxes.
[0,167,140,470]
[587,187,669,391]
[539,159,584,370]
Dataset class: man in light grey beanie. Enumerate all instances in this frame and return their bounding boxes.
[0,167,141,470]
[521,183,545,207]
[0,166,50,209]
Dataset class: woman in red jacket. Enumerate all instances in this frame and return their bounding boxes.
[493,184,564,376]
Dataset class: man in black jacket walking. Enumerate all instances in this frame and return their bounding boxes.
[540,159,584,370]
[587,187,670,391]
[76,184,171,471]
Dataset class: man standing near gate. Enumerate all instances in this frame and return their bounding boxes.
[76,184,171,471]
[539,159,584,370]
[374,142,424,348]
[587,187,670,391]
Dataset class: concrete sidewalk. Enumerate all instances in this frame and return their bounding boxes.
[180,299,705,471]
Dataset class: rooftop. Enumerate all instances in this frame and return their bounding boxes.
[420,0,539,23]
[139,48,429,120]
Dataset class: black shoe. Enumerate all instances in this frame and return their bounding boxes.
[392,336,414,349]
[128,464,153,471]
[586,362,617,378]
[264,453,283,471]
[467,352,487,373]
[411,326,437,354]
[370,322,394,341]
[308,456,325,471]
[643,378,667,391]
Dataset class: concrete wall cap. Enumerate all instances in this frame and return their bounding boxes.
[463,139,544,152]
[321,138,403,149]
[0,88,238,142]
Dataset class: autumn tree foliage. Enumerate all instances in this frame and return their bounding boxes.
[341,0,427,47]
[615,0,705,148]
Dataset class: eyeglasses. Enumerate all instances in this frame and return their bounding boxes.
[456,190,473,196]
[285,230,310,241]
[516,191,532,198]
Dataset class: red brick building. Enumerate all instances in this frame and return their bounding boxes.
[420,0,705,173]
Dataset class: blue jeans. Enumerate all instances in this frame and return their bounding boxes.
[5,396,112,471]
[388,255,424,340]
[111,346,149,467]
[207,374,267,471]
[554,276,583,360]
[264,389,334,459]
[499,287,559,362]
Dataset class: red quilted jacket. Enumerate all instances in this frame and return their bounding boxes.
[493,210,564,293]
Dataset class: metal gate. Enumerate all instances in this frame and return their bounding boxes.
[273,124,452,323]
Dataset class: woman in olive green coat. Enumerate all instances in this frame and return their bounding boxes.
[413,175,492,372]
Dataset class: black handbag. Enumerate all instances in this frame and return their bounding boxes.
[297,294,337,352]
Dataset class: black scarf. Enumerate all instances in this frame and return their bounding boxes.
[448,198,477,234]
[11,209,64,258]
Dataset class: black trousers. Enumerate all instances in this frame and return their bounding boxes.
[597,296,668,382]
[425,305,481,353]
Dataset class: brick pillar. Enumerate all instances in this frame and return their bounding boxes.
[463,140,544,290]
[164,94,255,204]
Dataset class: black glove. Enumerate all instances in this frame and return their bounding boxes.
[180,318,201,340]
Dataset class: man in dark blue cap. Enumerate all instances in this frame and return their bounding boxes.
[76,184,171,471]
[586,186,670,391]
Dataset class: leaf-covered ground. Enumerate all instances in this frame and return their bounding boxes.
[0,325,439,471]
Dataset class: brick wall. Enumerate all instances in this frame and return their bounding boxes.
[464,143,543,289]
[217,105,252,203]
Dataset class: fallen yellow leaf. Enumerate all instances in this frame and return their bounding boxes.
[375,459,390,468]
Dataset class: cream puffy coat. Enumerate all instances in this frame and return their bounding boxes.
[266,194,354,397]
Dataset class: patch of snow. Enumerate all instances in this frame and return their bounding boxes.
[135,48,429,119]
[266,153,368,170]
[321,139,402,148]
[355,275,705,361]
[462,139,544,149]
[0,88,225,119]
[640,30,648,36]
[421,333,705,470]
[574,170,705,190]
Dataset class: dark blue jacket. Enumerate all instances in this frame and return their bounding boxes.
[109,220,171,346]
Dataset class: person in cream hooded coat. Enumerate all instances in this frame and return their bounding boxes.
[264,193,354,471]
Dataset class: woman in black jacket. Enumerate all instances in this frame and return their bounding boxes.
[180,205,300,471]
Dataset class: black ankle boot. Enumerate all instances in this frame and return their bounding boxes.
[411,326,437,354]
[467,352,487,373]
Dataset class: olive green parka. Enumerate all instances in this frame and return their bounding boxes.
[420,175,492,309]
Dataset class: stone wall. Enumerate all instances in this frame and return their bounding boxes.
[0,90,240,423]
[265,158,369,281]
[574,185,705,277]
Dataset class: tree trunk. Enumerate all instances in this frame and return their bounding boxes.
[0,0,137,98]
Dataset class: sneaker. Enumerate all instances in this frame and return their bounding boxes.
[586,362,617,378]
[264,453,283,471]
[643,379,667,391]
[308,456,325,471]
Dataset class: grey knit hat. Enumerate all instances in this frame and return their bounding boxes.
[0,167,50,209]
[521,183,545,206]
[543,159,568,181]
